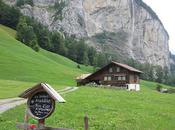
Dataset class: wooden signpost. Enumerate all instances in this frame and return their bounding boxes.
[16,83,72,130]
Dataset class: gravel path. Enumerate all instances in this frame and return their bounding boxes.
[0,87,78,114]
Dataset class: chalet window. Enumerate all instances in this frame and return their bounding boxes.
[122,76,126,81]
[109,68,113,73]
[116,67,120,72]
[104,76,108,81]
[118,76,122,80]
[108,76,112,81]
[104,76,112,81]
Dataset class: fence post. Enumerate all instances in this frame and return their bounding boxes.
[24,109,29,130]
[84,114,88,130]
[38,119,45,130]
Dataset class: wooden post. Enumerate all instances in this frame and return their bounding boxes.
[24,109,29,130]
[38,119,45,130]
[84,114,88,130]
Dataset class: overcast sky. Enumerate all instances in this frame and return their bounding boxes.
[143,0,175,54]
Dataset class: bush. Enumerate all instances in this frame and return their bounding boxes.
[77,64,81,69]
[156,84,163,92]
[0,0,21,29]
[167,88,175,94]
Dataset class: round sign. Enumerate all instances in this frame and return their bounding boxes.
[27,91,55,119]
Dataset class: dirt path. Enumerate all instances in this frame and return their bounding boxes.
[0,87,78,114]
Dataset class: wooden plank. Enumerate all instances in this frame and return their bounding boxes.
[42,83,66,103]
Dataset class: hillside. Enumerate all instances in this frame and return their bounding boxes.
[0,25,93,98]
[3,0,170,68]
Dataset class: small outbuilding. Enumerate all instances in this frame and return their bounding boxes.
[76,61,143,91]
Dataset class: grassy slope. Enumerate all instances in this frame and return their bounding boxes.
[0,24,16,38]
[1,80,175,130]
[0,25,92,98]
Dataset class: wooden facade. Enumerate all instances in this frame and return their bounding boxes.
[77,61,142,87]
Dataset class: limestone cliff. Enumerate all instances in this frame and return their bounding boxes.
[4,0,170,68]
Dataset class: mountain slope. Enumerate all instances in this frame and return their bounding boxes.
[4,0,170,68]
[0,25,92,86]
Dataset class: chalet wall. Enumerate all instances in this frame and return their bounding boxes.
[85,64,141,86]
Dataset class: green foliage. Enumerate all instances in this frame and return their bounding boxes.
[126,58,175,86]
[16,0,25,6]
[65,38,98,66]
[51,32,67,56]
[93,31,128,44]
[76,40,89,64]
[82,51,89,66]
[0,0,21,29]
[96,53,108,67]
[16,0,33,7]
[156,84,163,92]
[88,47,97,66]
[168,88,175,94]
[29,39,39,52]
[155,66,164,83]
[16,17,39,51]
[77,64,81,69]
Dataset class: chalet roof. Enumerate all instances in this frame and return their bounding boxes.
[76,73,91,81]
[19,83,66,103]
[111,61,143,73]
[82,61,143,81]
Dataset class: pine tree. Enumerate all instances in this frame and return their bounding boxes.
[51,32,67,56]
[16,17,39,51]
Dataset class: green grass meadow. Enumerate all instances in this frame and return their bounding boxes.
[1,81,175,130]
[0,25,175,130]
[0,25,93,98]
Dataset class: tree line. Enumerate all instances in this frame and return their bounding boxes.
[126,58,175,85]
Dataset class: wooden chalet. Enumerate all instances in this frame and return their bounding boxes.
[77,61,143,91]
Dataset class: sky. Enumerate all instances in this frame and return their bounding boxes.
[143,0,175,54]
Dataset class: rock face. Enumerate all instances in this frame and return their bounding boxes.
[4,0,170,68]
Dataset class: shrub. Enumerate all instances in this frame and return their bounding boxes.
[77,64,81,69]
[156,84,163,92]
[167,88,175,94]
